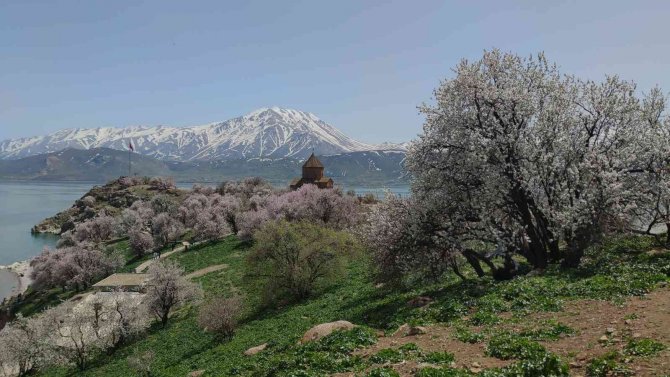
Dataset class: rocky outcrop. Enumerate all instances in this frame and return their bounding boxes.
[244,343,268,356]
[300,320,355,344]
[31,177,183,235]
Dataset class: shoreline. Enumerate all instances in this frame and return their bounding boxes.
[0,260,33,303]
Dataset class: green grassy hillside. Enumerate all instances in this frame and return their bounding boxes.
[36,235,670,377]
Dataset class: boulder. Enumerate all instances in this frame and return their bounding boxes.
[188,370,205,377]
[244,343,268,356]
[393,324,428,337]
[300,320,355,344]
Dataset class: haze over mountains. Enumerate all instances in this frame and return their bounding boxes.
[0,108,410,185]
[0,107,408,161]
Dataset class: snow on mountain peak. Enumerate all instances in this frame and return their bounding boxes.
[0,108,404,161]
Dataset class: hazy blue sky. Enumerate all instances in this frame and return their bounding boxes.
[1,0,669,143]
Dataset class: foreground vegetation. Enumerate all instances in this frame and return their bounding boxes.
[15,232,663,377]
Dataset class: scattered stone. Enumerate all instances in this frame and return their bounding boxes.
[408,326,427,335]
[416,362,439,370]
[624,319,633,325]
[569,361,582,368]
[610,320,618,324]
[611,337,621,343]
[300,320,355,344]
[606,327,616,334]
[188,370,205,377]
[632,332,642,338]
[599,335,609,342]
[407,296,433,308]
[470,361,482,373]
[394,323,428,336]
[244,343,268,356]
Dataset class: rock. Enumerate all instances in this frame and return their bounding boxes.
[599,335,609,342]
[576,352,589,361]
[188,370,205,377]
[407,296,433,308]
[606,327,616,334]
[632,332,642,338]
[569,361,582,368]
[300,321,355,344]
[470,362,482,374]
[409,326,427,335]
[393,324,427,336]
[611,337,621,343]
[244,343,268,356]
[624,319,633,325]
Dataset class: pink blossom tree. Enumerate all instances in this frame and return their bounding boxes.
[145,261,202,327]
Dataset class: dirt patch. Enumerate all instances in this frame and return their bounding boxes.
[332,287,670,376]
[185,264,228,279]
[525,287,670,377]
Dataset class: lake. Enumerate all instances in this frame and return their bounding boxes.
[0,182,96,266]
[0,180,408,301]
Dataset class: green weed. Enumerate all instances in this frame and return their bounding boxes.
[624,338,666,357]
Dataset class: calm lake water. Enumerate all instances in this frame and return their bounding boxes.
[0,182,95,265]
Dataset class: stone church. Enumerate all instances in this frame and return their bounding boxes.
[289,153,334,190]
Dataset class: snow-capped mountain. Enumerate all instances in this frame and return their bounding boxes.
[0,107,403,161]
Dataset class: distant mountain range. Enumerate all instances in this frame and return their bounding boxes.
[0,107,409,161]
[0,147,409,186]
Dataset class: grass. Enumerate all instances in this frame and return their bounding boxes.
[27,234,670,376]
[624,338,666,357]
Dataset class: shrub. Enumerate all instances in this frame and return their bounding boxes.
[126,350,154,377]
[485,332,546,360]
[145,261,202,327]
[421,351,455,365]
[197,296,243,340]
[519,321,574,341]
[129,229,154,258]
[623,338,666,357]
[586,351,631,377]
[468,311,501,326]
[149,176,176,191]
[369,348,404,364]
[247,220,360,303]
[452,325,485,344]
[501,352,569,377]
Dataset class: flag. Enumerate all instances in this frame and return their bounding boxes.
[128,141,134,152]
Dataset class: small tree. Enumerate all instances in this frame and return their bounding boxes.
[0,315,49,377]
[129,229,154,258]
[248,220,359,303]
[127,350,155,377]
[145,261,202,327]
[151,212,184,248]
[41,303,103,371]
[31,246,122,291]
[149,177,176,191]
[197,296,243,340]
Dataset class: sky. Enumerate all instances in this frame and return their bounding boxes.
[1,0,669,144]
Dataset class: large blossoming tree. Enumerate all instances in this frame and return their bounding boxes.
[366,50,669,283]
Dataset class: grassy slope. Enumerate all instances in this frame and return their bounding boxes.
[40,235,670,377]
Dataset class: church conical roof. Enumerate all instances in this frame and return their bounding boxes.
[303,153,324,168]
